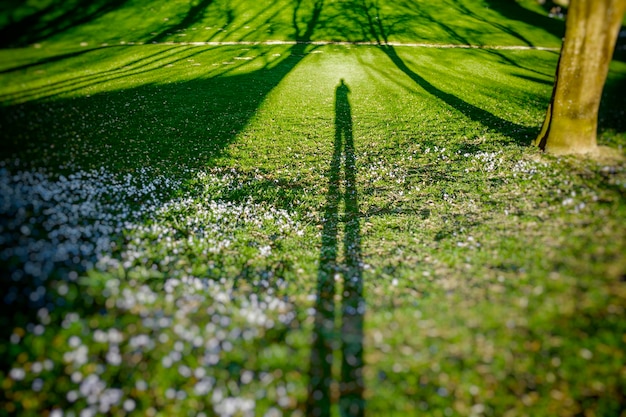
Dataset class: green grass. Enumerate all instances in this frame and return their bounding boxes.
[1,1,625,416]
[0,0,564,49]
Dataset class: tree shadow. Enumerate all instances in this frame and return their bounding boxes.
[381,44,533,143]
[0,0,325,170]
[0,45,209,103]
[0,0,326,373]
[599,71,626,134]
[339,0,536,144]
[482,0,565,40]
[307,80,365,417]
[0,0,130,48]
[0,46,129,75]
[149,0,216,43]
[0,0,317,76]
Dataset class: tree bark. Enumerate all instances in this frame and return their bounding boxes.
[535,0,626,155]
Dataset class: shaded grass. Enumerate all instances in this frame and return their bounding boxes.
[0,0,564,49]
[1,1,626,416]
[0,45,558,175]
[0,44,312,177]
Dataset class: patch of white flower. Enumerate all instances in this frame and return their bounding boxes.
[362,160,407,189]
[462,151,503,173]
[45,272,297,415]
[1,163,304,286]
[456,235,481,250]
[511,158,547,177]
[2,162,304,415]
[560,189,598,214]
[0,163,182,290]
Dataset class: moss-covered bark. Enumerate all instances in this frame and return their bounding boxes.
[535,0,626,155]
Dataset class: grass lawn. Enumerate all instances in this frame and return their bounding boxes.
[1,1,625,416]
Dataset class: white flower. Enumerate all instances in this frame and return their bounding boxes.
[9,368,25,381]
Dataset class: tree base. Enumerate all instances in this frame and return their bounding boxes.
[542,144,626,163]
[543,143,598,156]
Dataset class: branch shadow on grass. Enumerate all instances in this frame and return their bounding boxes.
[149,0,216,43]
[0,0,325,170]
[0,0,130,48]
[482,0,565,41]
[338,0,537,145]
[0,0,326,377]
[307,79,365,417]
[380,44,534,144]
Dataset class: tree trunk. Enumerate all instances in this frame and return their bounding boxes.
[535,0,626,155]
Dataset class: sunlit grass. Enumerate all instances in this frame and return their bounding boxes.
[0,0,564,49]
[1,1,625,416]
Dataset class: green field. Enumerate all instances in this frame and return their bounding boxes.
[1,1,625,416]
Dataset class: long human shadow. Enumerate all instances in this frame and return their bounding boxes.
[307,80,365,417]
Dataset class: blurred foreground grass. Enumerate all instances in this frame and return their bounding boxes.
[1,1,625,416]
